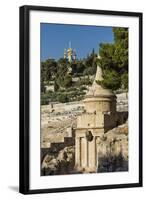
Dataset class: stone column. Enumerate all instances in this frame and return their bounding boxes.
[94,137,97,166]
[80,137,87,169]
[84,137,88,168]
[75,137,81,168]
[92,136,97,171]
[96,136,101,172]
[88,136,97,172]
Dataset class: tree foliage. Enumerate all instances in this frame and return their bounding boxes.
[97,27,128,91]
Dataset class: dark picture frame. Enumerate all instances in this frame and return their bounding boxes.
[19,5,143,194]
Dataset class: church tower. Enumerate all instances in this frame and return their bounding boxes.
[64,42,77,63]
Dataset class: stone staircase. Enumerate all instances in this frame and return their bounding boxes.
[41,130,75,162]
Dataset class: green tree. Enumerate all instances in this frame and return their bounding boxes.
[41,59,57,83]
[72,61,85,75]
[58,93,69,103]
[97,70,121,91]
[121,72,128,90]
[54,79,59,92]
[63,75,72,88]
[41,62,46,93]
[83,49,97,75]
[45,59,57,80]
[97,27,128,91]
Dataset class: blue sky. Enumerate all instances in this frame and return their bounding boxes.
[41,23,114,61]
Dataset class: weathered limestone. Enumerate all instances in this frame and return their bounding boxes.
[75,63,127,173]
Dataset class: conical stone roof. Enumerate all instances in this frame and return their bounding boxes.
[85,65,115,98]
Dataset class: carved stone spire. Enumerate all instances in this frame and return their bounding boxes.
[85,64,114,98]
[93,65,103,86]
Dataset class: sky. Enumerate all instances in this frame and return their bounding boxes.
[41,23,114,61]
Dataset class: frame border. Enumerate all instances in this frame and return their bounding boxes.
[19,5,143,194]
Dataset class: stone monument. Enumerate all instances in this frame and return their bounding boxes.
[75,63,118,173]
